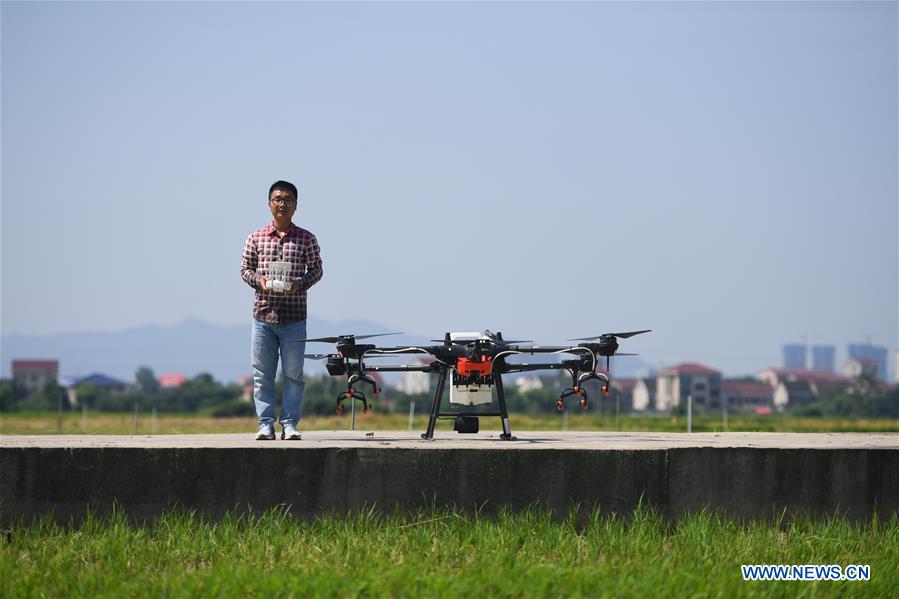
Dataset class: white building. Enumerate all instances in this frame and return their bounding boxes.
[394,359,432,395]
[514,375,544,393]
[631,378,656,411]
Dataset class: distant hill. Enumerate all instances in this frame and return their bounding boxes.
[1,319,652,383]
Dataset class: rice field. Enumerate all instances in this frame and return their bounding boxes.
[1,411,897,436]
[2,505,896,598]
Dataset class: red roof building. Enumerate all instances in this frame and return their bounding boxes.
[660,363,720,376]
[158,373,187,389]
[721,380,774,411]
[759,368,851,387]
[11,359,59,396]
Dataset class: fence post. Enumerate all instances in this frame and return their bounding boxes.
[722,395,728,432]
[687,395,692,433]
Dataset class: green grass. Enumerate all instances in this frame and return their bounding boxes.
[2,506,897,598]
[2,411,898,435]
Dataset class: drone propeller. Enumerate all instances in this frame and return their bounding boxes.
[306,332,403,343]
[567,329,651,342]
[304,353,332,360]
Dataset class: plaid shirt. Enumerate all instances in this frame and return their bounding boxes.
[241,222,323,324]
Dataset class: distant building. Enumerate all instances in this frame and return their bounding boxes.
[11,360,59,396]
[394,359,431,395]
[758,368,851,388]
[58,375,80,405]
[238,375,253,402]
[631,378,656,412]
[76,373,127,391]
[63,373,128,406]
[513,375,544,393]
[721,380,774,412]
[655,363,721,412]
[847,343,888,382]
[844,357,880,380]
[158,373,187,389]
[782,344,807,370]
[611,378,636,413]
[758,368,851,410]
[773,380,817,412]
[811,345,835,372]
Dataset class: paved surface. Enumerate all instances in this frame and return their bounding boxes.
[3,430,896,449]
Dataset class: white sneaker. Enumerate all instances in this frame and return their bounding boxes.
[281,423,301,440]
[255,424,275,440]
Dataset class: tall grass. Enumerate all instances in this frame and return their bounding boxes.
[2,506,896,597]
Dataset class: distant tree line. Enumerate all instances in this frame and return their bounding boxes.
[1,368,897,419]
[0,368,619,417]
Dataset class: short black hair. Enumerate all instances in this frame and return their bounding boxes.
[269,180,298,199]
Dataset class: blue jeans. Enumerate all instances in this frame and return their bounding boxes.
[252,319,306,428]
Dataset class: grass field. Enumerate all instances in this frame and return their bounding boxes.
[2,506,896,597]
[1,411,897,435]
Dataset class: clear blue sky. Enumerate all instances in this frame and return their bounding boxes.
[2,1,896,377]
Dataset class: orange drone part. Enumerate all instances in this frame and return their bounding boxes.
[456,356,493,378]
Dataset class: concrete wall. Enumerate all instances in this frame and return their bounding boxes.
[2,446,896,524]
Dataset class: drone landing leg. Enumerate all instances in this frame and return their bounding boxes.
[421,368,448,440]
[494,373,517,441]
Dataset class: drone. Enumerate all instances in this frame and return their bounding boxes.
[305,329,650,440]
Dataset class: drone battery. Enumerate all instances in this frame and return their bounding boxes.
[453,415,479,434]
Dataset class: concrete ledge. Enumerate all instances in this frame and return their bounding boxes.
[2,432,897,524]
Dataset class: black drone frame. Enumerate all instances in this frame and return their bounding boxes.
[306,330,650,441]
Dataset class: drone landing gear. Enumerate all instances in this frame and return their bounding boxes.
[335,374,382,415]
[336,389,368,415]
[556,371,610,412]
[420,368,517,441]
[558,387,589,412]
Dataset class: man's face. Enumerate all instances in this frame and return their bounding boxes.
[269,188,297,220]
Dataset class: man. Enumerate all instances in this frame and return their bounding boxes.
[241,180,323,440]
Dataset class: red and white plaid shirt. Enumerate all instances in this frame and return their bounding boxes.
[241,222,323,324]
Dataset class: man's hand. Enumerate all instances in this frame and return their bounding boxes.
[258,276,269,292]
[289,278,303,294]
